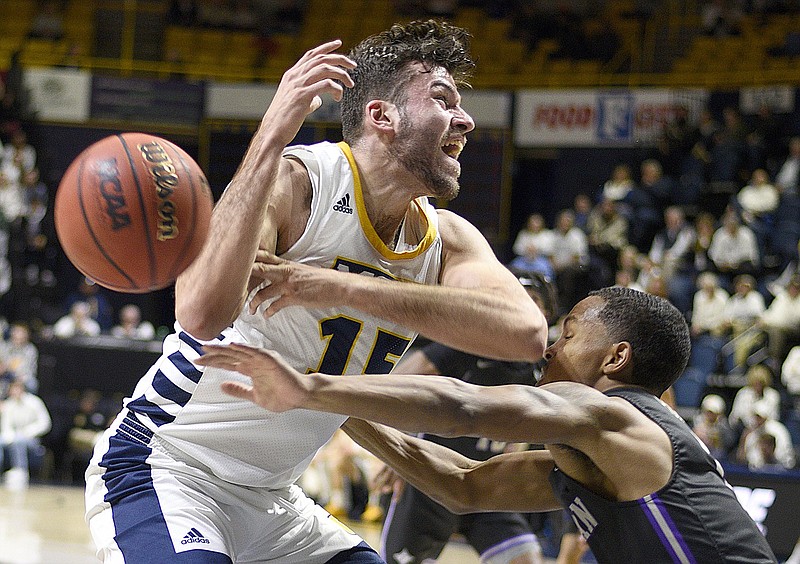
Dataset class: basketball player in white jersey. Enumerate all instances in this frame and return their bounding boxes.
[85,20,548,564]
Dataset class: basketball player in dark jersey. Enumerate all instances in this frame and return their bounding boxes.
[382,341,544,564]
[199,286,778,563]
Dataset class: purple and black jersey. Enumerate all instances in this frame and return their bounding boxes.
[549,387,777,564]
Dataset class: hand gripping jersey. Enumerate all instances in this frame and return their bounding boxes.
[123,141,443,488]
[549,387,777,564]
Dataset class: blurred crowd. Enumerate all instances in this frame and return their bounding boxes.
[510,101,800,475]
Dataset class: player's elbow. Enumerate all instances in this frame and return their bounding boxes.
[527,320,549,361]
[507,316,548,363]
[175,302,234,341]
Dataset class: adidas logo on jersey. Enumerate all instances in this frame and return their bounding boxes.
[333,194,353,214]
[181,527,210,545]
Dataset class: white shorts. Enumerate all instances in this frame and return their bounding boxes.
[85,411,375,563]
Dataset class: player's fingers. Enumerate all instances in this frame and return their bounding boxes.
[309,95,322,113]
[262,295,289,318]
[220,381,256,401]
[298,39,344,63]
[249,284,282,314]
[254,249,281,262]
[307,79,345,103]
[196,349,243,370]
[301,62,354,90]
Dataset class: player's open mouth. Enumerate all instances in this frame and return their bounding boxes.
[441,139,464,159]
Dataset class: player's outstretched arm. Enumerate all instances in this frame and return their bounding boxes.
[200,343,600,446]
[247,212,547,361]
[175,41,356,340]
[342,418,561,514]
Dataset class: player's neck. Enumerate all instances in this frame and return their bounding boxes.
[352,147,422,247]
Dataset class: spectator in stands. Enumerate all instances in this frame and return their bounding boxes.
[775,136,800,196]
[657,104,700,181]
[512,213,554,263]
[758,274,800,364]
[52,301,101,338]
[0,357,16,399]
[782,345,800,397]
[627,159,671,252]
[66,389,114,484]
[19,166,50,279]
[708,209,760,289]
[729,364,781,432]
[746,103,784,174]
[571,193,592,234]
[735,168,779,251]
[695,107,721,159]
[615,244,645,291]
[692,393,737,461]
[111,304,155,341]
[0,140,27,227]
[599,163,635,218]
[722,274,766,370]
[508,242,554,281]
[0,322,38,394]
[614,268,644,291]
[708,107,748,194]
[737,168,779,221]
[691,211,717,274]
[767,239,800,297]
[0,378,51,490]
[3,128,36,178]
[64,277,113,332]
[548,209,588,315]
[735,404,795,470]
[691,271,729,339]
[586,197,628,288]
[648,206,696,316]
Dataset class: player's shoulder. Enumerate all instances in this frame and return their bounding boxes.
[435,208,483,243]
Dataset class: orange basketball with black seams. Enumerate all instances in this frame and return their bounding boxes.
[54,132,214,293]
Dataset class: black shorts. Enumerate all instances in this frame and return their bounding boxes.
[381,485,536,563]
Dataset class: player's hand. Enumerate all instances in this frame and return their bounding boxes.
[197,343,309,411]
[247,251,356,316]
[261,39,356,147]
[370,463,405,496]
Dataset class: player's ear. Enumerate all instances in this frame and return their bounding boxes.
[603,341,632,376]
[366,100,397,137]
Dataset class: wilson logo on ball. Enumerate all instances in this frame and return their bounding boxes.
[139,140,179,241]
[97,158,132,231]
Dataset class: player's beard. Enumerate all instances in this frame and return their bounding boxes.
[389,115,461,201]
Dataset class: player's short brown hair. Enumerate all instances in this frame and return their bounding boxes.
[341,20,475,142]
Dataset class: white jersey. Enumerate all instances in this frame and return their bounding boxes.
[123,141,443,488]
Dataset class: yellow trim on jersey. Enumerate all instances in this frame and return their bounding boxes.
[337,142,437,260]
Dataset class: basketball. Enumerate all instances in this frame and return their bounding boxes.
[54,132,214,293]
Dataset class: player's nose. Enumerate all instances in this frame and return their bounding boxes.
[452,106,475,133]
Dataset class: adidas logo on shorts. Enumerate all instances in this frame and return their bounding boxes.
[333,194,353,214]
[181,527,210,545]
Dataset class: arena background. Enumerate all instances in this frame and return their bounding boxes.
[0,0,799,561]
